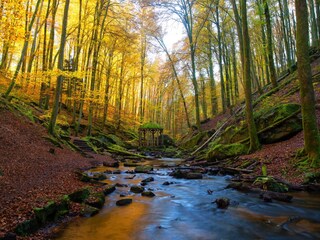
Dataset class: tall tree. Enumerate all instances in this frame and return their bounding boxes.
[295,0,320,166]
[241,0,260,152]
[48,0,70,135]
[4,0,42,98]
[263,0,277,88]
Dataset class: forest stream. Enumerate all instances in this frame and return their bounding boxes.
[55,158,320,240]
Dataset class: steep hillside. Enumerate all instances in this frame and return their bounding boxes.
[184,58,320,185]
[0,99,115,238]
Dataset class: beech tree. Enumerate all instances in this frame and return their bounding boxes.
[241,0,260,152]
[295,0,320,166]
[48,0,70,135]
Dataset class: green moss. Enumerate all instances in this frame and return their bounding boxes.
[206,143,248,161]
[140,122,163,130]
[34,201,57,225]
[106,134,126,147]
[81,205,99,217]
[15,218,39,236]
[304,172,320,184]
[255,103,301,130]
[254,176,289,192]
[107,144,145,158]
[134,165,153,173]
[69,188,90,203]
[181,132,208,150]
[85,192,105,209]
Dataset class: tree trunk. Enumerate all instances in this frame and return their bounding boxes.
[48,0,70,135]
[295,0,320,167]
[241,0,260,152]
[263,0,277,88]
[4,0,42,98]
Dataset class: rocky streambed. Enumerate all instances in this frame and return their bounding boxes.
[54,157,320,240]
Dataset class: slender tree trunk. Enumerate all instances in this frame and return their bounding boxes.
[4,0,42,98]
[264,0,277,88]
[207,22,218,115]
[48,0,70,135]
[241,0,260,152]
[296,0,320,166]
[216,3,226,112]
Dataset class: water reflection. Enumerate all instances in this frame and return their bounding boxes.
[56,158,320,240]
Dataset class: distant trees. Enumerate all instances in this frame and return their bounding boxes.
[0,0,320,155]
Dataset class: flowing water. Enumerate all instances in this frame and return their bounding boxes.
[56,158,320,240]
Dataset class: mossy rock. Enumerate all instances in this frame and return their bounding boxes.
[255,103,301,130]
[69,188,90,203]
[130,185,145,193]
[80,205,99,217]
[134,165,153,173]
[207,143,248,161]
[219,125,248,145]
[304,172,320,184]
[181,132,208,150]
[258,116,302,144]
[34,201,57,225]
[91,172,107,181]
[15,218,39,236]
[85,192,105,209]
[103,185,116,195]
[254,176,289,193]
[141,191,155,197]
[106,134,126,147]
[34,196,70,225]
[80,173,91,182]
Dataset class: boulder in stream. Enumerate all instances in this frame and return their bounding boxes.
[134,165,153,173]
[186,172,203,179]
[170,169,202,179]
[103,161,120,168]
[214,198,230,209]
[142,177,154,183]
[141,191,156,197]
[80,205,99,217]
[103,185,116,195]
[116,198,132,206]
[85,192,105,209]
[130,185,145,193]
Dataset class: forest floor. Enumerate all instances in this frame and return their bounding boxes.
[0,104,115,239]
[201,60,320,185]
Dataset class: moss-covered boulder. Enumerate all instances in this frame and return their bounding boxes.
[141,191,156,197]
[34,201,57,225]
[130,185,145,193]
[103,185,116,195]
[33,196,69,225]
[134,165,153,173]
[15,218,39,236]
[181,131,208,150]
[207,143,248,161]
[254,176,289,193]
[254,103,302,143]
[69,188,90,203]
[258,116,302,143]
[80,205,99,217]
[218,125,248,145]
[85,192,105,209]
